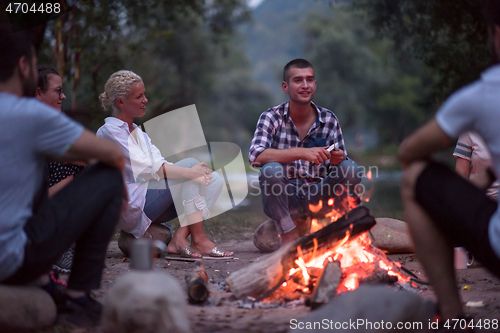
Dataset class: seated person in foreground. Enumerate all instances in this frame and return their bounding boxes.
[97,70,233,258]
[398,0,500,323]
[0,26,125,327]
[249,58,362,245]
[36,65,85,273]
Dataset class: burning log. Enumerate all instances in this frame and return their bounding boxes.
[339,264,398,292]
[185,260,209,304]
[310,260,342,309]
[226,206,376,299]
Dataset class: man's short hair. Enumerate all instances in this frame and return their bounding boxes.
[483,0,500,26]
[283,58,314,82]
[0,25,34,82]
[37,66,60,90]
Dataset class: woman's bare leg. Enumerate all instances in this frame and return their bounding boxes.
[186,211,233,256]
[166,219,201,257]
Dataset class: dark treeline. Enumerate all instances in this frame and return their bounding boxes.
[27,0,491,148]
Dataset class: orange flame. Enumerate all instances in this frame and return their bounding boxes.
[325,210,342,222]
[348,196,358,210]
[310,219,322,233]
[295,256,310,285]
[360,186,375,203]
[342,273,359,291]
[309,201,323,213]
[286,232,410,294]
[334,233,376,267]
[378,260,410,282]
[282,175,407,296]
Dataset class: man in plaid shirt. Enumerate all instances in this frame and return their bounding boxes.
[249,59,361,244]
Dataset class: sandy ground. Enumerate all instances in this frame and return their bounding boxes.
[46,232,500,333]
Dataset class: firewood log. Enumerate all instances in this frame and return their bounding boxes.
[310,260,342,309]
[185,260,209,303]
[226,206,376,299]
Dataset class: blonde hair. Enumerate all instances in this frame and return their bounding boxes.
[99,70,143,115]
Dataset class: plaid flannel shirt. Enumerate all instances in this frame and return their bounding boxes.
[249,102,347,186]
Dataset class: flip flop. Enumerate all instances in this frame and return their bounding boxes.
[165,246,202,261]
[202,246,234,260]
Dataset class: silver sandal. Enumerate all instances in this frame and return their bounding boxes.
[179,245,199,258]
[208,246,233,257]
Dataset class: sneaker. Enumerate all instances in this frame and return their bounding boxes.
[53,248,74,274]
[57,292,103,328]
[41,272,67,306]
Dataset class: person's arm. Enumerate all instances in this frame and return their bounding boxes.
[329,115,348,166]
[48,175,73,197]
[160,161,210,185]
[59,129,125,171]
[455,158,471,179]
[329,148,346,166]
[399,118,454,169]
[254,147,331,166]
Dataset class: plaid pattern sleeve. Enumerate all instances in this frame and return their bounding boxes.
[249,108,280,166]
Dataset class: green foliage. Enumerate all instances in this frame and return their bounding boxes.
[38,0,269,145]
[303,7,434,144]
[304,10,379,128]
[351,0,491,102]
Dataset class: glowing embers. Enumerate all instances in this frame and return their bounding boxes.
[284,231,409,298]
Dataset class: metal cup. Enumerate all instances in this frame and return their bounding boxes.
[454,247,474,269]
[131,239,167,270]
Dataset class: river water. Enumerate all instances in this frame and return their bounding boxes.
[225,170,403,220]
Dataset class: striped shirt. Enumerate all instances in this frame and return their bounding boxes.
[453,131,498,199]
[249,102,346,185]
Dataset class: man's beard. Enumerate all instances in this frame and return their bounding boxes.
[22,66,37,97]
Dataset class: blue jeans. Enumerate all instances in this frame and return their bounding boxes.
[143,158,223,227]
[259,160,362,234]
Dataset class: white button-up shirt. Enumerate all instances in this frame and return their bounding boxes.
[97,117,172,237]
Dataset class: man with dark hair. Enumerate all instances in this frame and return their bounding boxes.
[0,26,125,327]
[399,0,500,323]
[249,58,361,245]
[282,58,314,82]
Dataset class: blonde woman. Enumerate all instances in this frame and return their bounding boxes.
[97,70,232,258]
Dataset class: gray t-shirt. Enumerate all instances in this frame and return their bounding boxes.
[0,93,83,281]
[436,64,500,258]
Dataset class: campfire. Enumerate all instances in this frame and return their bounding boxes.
[227,178,415,308]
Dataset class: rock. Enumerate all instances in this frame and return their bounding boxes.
[370,218,414,254]
[291,285,437,333]
[102,271,192,333]
[118,224,172,257]
[253,218,311,253]
[0,285,57,331]
[253,219,280,253]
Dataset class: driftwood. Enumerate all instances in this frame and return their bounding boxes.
[226,206,376,299]
[310,260,342,309]
[185,260,209,303]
